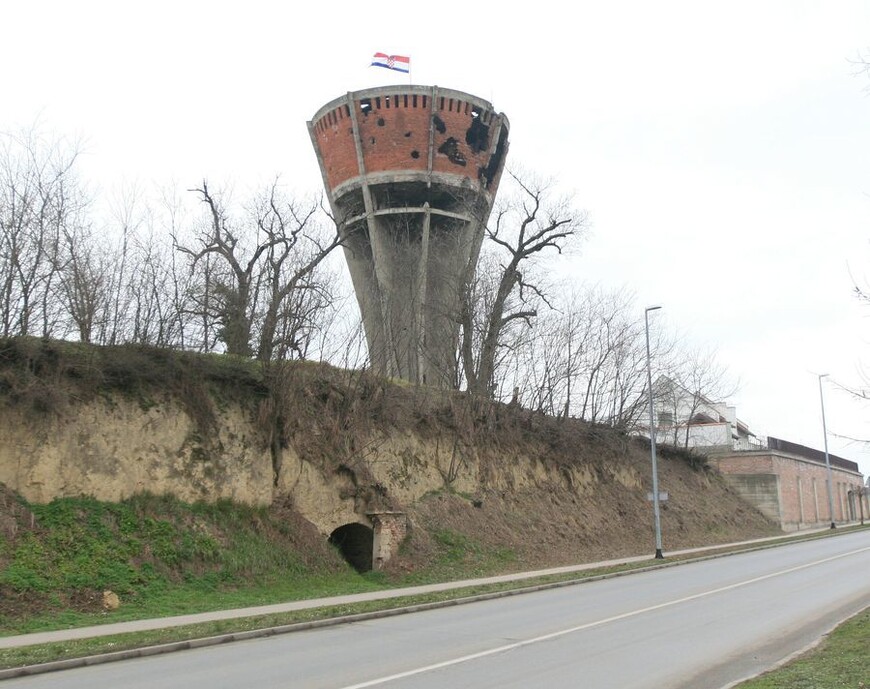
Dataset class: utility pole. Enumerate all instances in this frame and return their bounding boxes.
[645,305,664,559]
[818,374,836,529]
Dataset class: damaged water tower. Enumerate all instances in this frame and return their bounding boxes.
[308,86,509,387]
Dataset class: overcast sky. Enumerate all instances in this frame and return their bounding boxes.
[4,0,870,478]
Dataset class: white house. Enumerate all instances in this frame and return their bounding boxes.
[653,376,757,451]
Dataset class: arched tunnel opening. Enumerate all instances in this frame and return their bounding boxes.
[328,522,374,573]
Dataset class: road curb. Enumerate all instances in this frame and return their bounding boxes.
[0,528,864,681]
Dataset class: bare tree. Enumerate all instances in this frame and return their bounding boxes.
[654,346,737,447]
[174,181,344,360]
[57,222,107,343]
[125,215,197,349]
[250,184,344,361]
[505,285,592,416]
[504,284,683,433]
[460,171,588,397]
[100,182,144,346]
[517,304,572,415]
[459,252,533,396]
[174,183,260,357]
[562,286,657,429]
[0,125,88,338]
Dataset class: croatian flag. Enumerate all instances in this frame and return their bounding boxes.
[371,52,410,73]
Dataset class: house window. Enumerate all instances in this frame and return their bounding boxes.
[658,411,674,427]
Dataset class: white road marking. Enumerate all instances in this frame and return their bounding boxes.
[336,546,870,689]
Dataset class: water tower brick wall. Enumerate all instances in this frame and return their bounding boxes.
[311,92,503,191]
[312,106,359,191]
[355,106,428,178]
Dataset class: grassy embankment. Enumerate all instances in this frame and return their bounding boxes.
[735,607,868,688]
[0,491,519,636]
[0,489,531,670]
[0,487,864,671]
[0,335,844,673]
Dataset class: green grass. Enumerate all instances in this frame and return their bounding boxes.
[0,494,519,637]
[1,572,384,636]
[423,528,516,574]
[0,561,663,671]
[735,607,869,688]
[0,493,382,635]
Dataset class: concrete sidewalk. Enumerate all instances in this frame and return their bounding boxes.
[0,525,853,650]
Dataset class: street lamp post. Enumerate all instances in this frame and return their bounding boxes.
[645,305,664,559]
[817,374,836,529]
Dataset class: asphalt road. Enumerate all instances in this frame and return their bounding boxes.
[5,531,869,689]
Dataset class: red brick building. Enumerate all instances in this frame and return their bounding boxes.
[712,437,867,531]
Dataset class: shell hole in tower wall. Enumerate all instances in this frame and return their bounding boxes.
[479,125,508,188]
[328,523,374,573]
[466,114,490,153]
[437,138,466,166]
